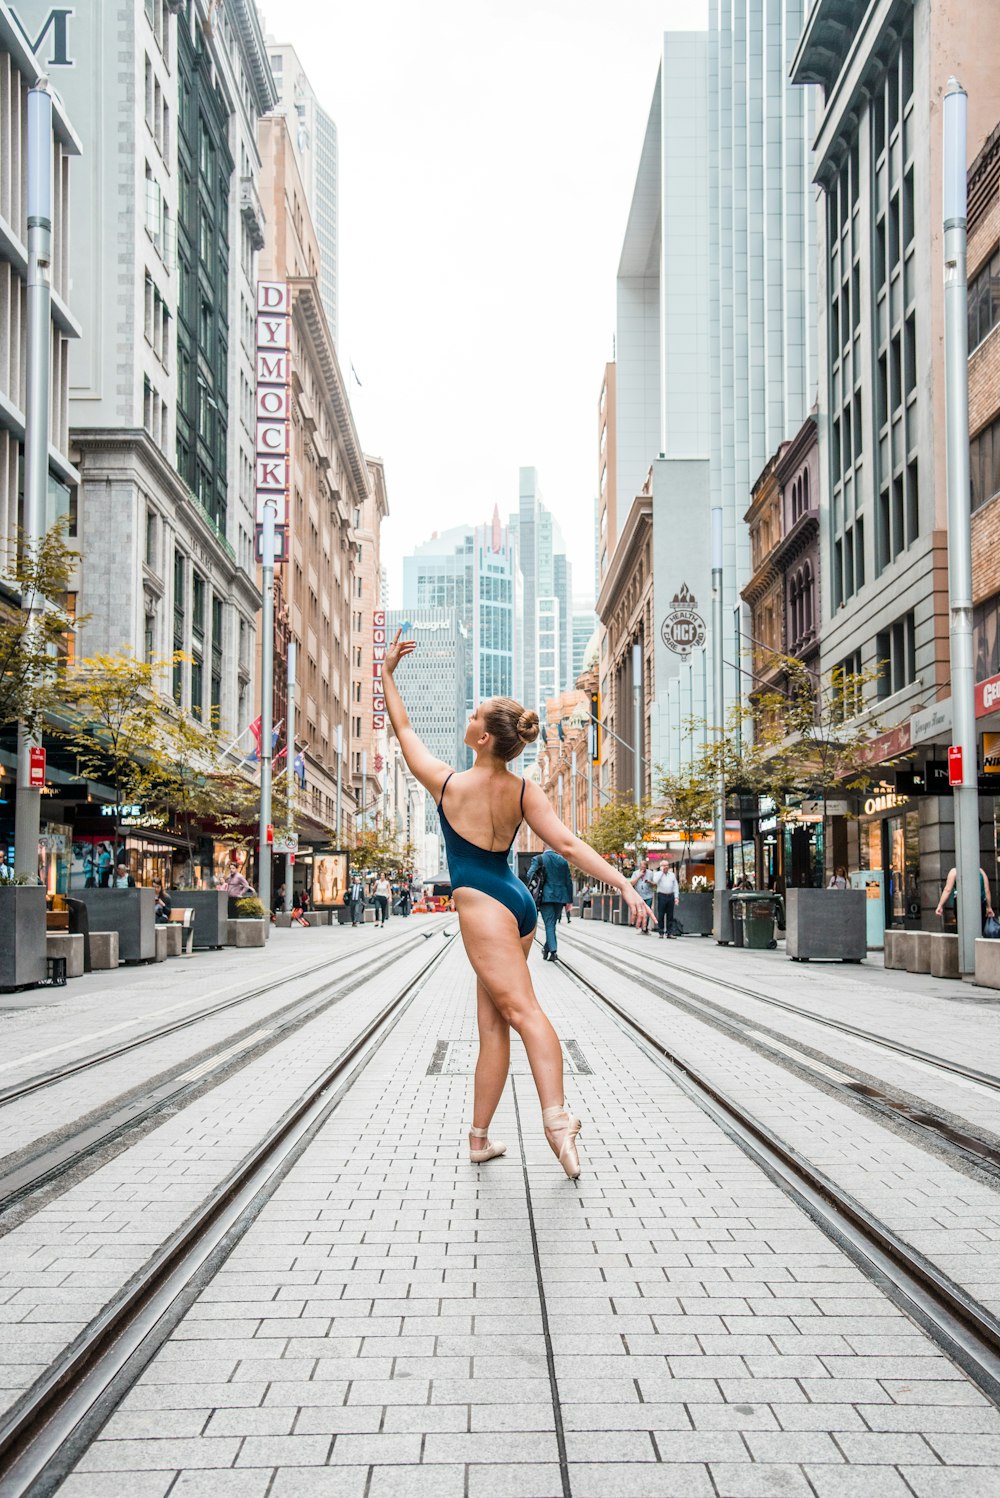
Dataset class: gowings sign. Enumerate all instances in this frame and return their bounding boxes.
[660,583,706,657]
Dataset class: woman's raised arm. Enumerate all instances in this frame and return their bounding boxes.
[520,780,650,929]
[381,629,452,802]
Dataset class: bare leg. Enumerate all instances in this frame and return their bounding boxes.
[471,978,510,1141]
[455,893,569,1163]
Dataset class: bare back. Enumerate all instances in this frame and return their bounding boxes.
[440,767,524,852]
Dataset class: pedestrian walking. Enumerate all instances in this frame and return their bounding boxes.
[221,859,251,898]
[527,844,574,962]
[347,875,366,927]
[936,866,994,932]
[373,875,391,926]
[630,861,655,933]
[382,627,650,1182]
[651,862,680,938]
[828,867,849,890]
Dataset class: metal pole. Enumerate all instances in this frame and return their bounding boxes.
[943,79,979,976]
[361,749,367,833]
[283,641,296,909]
[712,506,726,892]
[586,740,593,830]
[558,772,564,824]
[571,749,578,836]
[257,501,276,918]
[701,645,709,752]
[631,639,643,804]
[687,657,694,760]
[14,84,53,880]
[335,721,343,842]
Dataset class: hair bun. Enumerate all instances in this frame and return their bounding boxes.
[516,709,540,744]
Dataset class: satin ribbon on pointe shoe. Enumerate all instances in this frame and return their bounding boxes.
[469,1126,507,1164]
[541,1104,582,1180]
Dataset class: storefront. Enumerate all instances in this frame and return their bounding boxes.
[858,782,921,930]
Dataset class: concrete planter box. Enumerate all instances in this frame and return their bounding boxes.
[904,931,932,974]
[303,911,331,927]
[225,918,267,948]
[713,890,735,944]
[89,931,119,969]
[0,886,48,989]
[678,891,713,936]
[178,890,229,949]
[786,888,866,962]
[928,933,959,979]
[75,888,155,963]
[883,929,909,970]
[47,933,84,977]
[975,938,1000,990]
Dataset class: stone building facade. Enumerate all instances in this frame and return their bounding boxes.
[257,114,366,848]
[596,484,653,802]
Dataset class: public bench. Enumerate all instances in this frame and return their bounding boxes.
[167,907,195,956]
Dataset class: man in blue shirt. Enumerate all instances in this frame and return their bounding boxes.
[527,845,574,962]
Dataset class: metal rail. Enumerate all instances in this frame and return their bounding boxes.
[0,927,439,1217]
[0,928,458,1497]
[554,946,1000,1408]
[0,924,435,1108]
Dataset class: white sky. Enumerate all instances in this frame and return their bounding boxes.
[260,0,708,606]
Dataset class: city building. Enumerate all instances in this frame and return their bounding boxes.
[510,466,573,747]
[16,0,276,740]
[596,479,654,801]
[385,607,467,871]
[522,689,593,858]
[257,113,367,870]
[351,456,389,826]
[792,0,1000,920]
[266,39,339,343]
[0,2,81,874]
[572,607,597,684]
[402,506,518,722]
[610,8,817,796]
[596,362,617,588]
[472,507,519,703]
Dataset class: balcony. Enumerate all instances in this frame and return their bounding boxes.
[239,176,265,252]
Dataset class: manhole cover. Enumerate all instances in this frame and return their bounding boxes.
[428,1039,591,1076]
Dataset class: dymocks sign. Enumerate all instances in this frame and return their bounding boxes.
[255,283,291,563]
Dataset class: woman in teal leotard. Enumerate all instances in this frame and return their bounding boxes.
[382,629,650,1181]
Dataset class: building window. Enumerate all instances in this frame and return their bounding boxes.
[968,248,1000,354]
[876,612,916,699]
[970,415,1000,512]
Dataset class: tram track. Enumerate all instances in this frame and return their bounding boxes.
[0,923,436,1109]
[552,942,1000,1410]
[0,924,442,1221]
[559,927,1000,1175]
[0,924,459,1498]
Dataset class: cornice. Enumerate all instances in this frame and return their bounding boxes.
[775,413,818,485]
[597,494,652,621]
[772,511,819,573]
[288,279,371,504]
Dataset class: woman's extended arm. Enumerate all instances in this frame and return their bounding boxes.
[520,780,650,928]
[381,630,451,801]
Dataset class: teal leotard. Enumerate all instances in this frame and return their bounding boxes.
[438,773,536,937]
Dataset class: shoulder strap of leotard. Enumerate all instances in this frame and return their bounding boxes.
[438,771,454,810]
[520,778,526,812]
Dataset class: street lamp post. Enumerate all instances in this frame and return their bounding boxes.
[631,640,643,805]
[14,84,53,879]
[943,79,980,976]
[711,507,726,892]
[571,749,578,836]
[257,501,276,918]
[283,640,296,910]
[335,721,343,841]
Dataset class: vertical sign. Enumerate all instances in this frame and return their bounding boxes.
[255,282,291,563]
[372,610,386,731]
[28,746,46,787]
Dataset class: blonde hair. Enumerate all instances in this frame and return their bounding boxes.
[482,698,540,761]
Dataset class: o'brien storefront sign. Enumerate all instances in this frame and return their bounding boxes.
[372,610,386,732]
[255,282,291,564]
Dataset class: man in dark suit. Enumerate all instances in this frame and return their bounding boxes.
[527,845,574,962]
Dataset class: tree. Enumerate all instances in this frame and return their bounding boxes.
[751,654,883,865]
[658,763,715,881]
[581,795,654,872]
[352,826,409,878]
[57,652,185,845]
[0,523,81,731]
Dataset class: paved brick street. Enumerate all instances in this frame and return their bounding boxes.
[2,926,995,1497]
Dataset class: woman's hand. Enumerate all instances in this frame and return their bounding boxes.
[383,628,415,675]
[621,882,652,930]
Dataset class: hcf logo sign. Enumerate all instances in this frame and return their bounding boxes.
[255,283,291,563]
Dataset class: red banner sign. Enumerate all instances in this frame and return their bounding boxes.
[947,745,963,786]
[28,746,45,787]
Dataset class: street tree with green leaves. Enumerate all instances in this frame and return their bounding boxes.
[0,523,81,731]
[580,795,654,872]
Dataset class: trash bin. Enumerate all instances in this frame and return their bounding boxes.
[729,892,782,950]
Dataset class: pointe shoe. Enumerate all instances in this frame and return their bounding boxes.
[469,1126,506,1164]
[542,1104,582,1181]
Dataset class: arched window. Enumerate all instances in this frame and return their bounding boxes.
[802,468,810,514]
[803,561,814,633]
